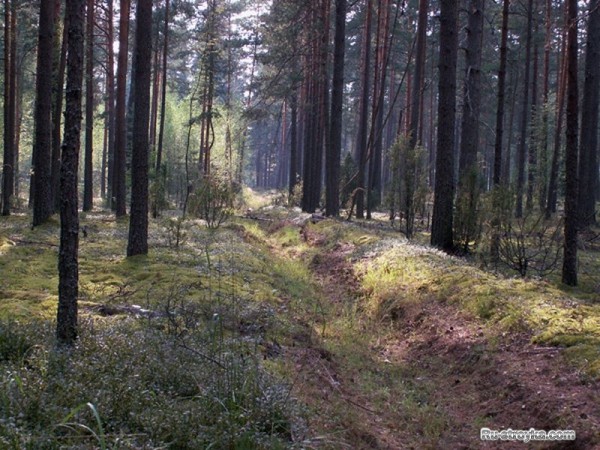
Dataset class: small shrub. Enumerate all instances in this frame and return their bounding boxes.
[487,195,563,277]
[164,217,188,248]
[188,174,234,229]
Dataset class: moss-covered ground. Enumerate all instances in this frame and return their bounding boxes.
[0,196,599,448]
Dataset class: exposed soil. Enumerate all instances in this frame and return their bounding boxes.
[290,222,600,449]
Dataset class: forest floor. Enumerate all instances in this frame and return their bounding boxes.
[1,191,600,448]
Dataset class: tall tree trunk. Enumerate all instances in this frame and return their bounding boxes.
[354,0,372,218]
[515,0,533,218]
[52,3,68,211]
[101,123,107,197]
[301,0,329,213]
[526,4,539,211]
[404,0,428,236]
[149,38,160,161]
[546,20,568,217]
[83,0,94,211]
[366,0,390,217]
[57,0,85,346]
[32,0,56,226]
[288,91,298,197]
[409,0,427,150]
[113,0,130,217]
[562,0,579,286]
[326,0,346,217]
[105,0,115,205]
[127,0,152,257]
[457,0,484,252]
[493,0,509,186]
[14,47,22,200]
[2,0,14,216]
[431,0,458,252]
[154,0,169,217]
[578,0,600,227]
[538,0,552,211]
[155,0,169,170]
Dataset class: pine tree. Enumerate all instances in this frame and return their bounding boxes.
[57,0,85,346]
[562,0,579,286]
[127,0,153,257]
[431,0,458,252]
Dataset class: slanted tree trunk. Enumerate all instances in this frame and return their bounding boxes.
[83,0,94,211]
[127,0,152,257]
[578,0,600,227]
[431,0,458,252]
[32,0,57,226]
[326,0,346,217]
[562,0,579,286]
[57,0,85,346]
[113,0,130,217]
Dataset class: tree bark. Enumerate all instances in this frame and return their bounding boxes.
[538,0,552,211]
[578,0,600,227]
[353,0,372,218]
[2,0,14,216]
[52,4,69,211]
[105,0,115,205]
[326,0,346,217]
[456,0,483,252]
[113,0,130,217]
[57,0,85,346]
[526,3,539,211]
[403,0,428,235]
[32,0,57,226]
[515,0,533,218]
[83,0,94,211]
[493,0,509,186]
[155,0,169,179]
[562,0,579,286]
[288,91,298,197]
[431,0,458,252]
[127,0,153,257]
[546,19,568,217]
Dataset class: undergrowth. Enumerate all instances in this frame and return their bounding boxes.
[0,317,303,449]
[0,210,314,449]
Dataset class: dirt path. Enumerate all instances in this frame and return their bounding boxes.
[291,223,600,449]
